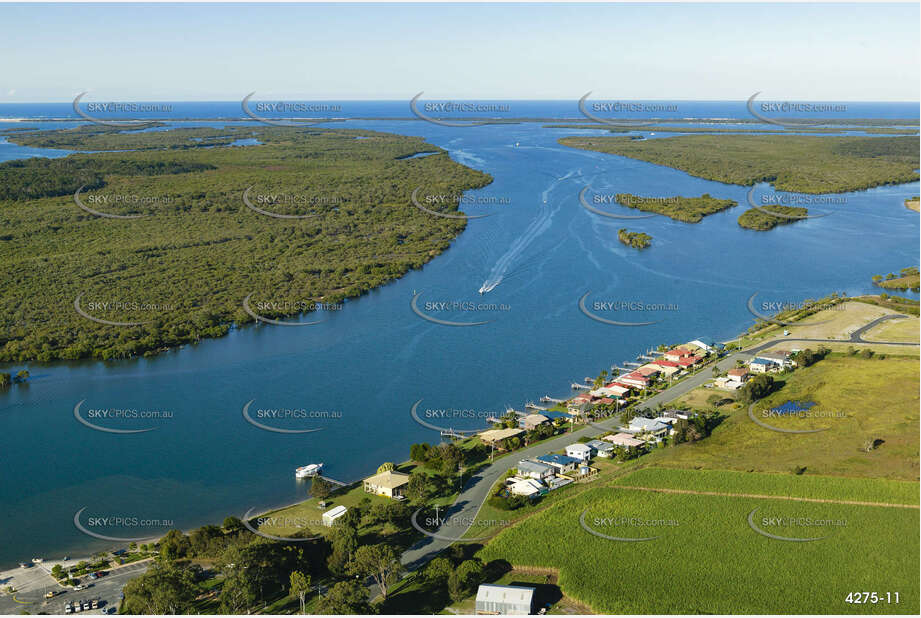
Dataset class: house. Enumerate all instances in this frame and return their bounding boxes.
[567,393,593,414]
[519,413,550,431]
[546,475,573,490]
[636,364,661,378]
[626,417,670,440]
[516,459,554,480]
[688,339,716,355]
[664,347,695,362]
[715,376,742,390]
[585,439,615,458]
[597,397,615,406]
[760,350,793,368]
[322,505,348,527]
[660,409,693,421]
[618,372,650,388]
[592,383,631,399]
[536,453,579,473]
[479,427,525,444]
[676,355,702,368]
[748,357,777,374]
[508,478,546,498]
[475,584,535,615]
[727,368,750,383]
[652,416,678,429]
[651,359,681,377]
[603,433,645,448]
[565,443,594,462]
[363,470,410,500]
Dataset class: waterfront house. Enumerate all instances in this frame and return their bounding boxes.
[536,453,579,473]
[688,339,717,355]
[516,459,554,480]
[603,433,646,449]
[651,359,681,377]
[760,350,794,368]
[565,443,594,462]
[676,355,702,368]
[637,364,662,378]
[363,470,410,500]
[618,372,650,388]
[520,413,550,431]
[585,439,615,457]
[475,584,535,615]
[322,505,348,527]
[479,427,525,444]
[664,347,695,362]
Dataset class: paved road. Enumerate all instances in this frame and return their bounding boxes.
[400,318,919,571]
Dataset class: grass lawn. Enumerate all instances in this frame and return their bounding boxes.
[863,316,920,343]
[478,483,919,614]
[641,356,919,480]
[610,468,918,505]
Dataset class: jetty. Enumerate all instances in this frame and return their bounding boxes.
[623,361,642,367]
[540,395,564,404]
[525,401,550,411]
[317,475,349,487]
[571,383,590,390]
[612,365,631,373]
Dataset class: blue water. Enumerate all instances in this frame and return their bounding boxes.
[770,401,817,415]
[0,104,918,567]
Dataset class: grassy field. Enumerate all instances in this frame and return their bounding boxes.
[611,468,918,505]
[558,134,920,194]
[646,356,919,480]
[863,316,920,343]
[478,484,919,614]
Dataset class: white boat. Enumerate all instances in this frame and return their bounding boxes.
[295,463,323,478]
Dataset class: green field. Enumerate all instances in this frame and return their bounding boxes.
[611,468,918,505]
[648,356,919,480]
[0,126,490,361]
[558,134,920,194]
[479,482,919,614]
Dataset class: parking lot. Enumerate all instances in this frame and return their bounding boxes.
[0,561,150,615]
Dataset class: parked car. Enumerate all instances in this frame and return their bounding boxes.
[89,573,97,580]
[64,602,73,614]
[91,599,100,609]
[74,584,85,591]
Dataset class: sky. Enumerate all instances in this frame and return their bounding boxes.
[0,2,918,102]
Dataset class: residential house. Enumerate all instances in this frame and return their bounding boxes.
[748,357,777,374]
[475,584,535,615]
[618,372,650,389]
[660,409,693,421]
[603,433,646,449]
[516,459,554,480]
[664,347,695,362]
[651,359,681,377]
[636,364,661,378]
[626,417,670,441]
[536,453,579,474]
[322,505,348,527]
[688,339,716,355]
[760,350,794,368]
[676,355,702,368]
[508,478,546,498]
[479,427,525,444]
[520,413,550,431]
[363,470,410,500]
[585,439,615,458]
[565,443,594,462]
[727,368,750,383]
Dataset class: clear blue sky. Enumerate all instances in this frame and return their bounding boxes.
[0,2,918,101]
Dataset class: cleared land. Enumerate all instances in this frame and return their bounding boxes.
[558,134,920,194]
[863,316,920,343]
[652,356,919,480]
[478,482,919,614]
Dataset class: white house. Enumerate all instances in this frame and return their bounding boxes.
[508,478,545,497]
[322,505,348,527]
[475,584,535,615]
[516,459,554,480]
[604,433,645,448]
[565,443,594,462]
[536,454,579,473]
[626,417,670,440]
[585,439,615,457]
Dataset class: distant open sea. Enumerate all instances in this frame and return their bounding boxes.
[0,100,918,122]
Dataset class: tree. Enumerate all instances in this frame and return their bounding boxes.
[738,374,774,404]
[448,559,485,601]
[311,476,333,499]
[289,570,311,614]
[409,443,431,463]
[405,470,431,504]
[423,557,453,586]
[376,462,395,474]
[349,543,402,600]
[0,373,10,388]
[316,580,371,615]
[222,516,243,533]
[189,524,224,557]
[326,525,358,577]
[51,564,64,579]
[158,529,191,561]
[121,561,198,614]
